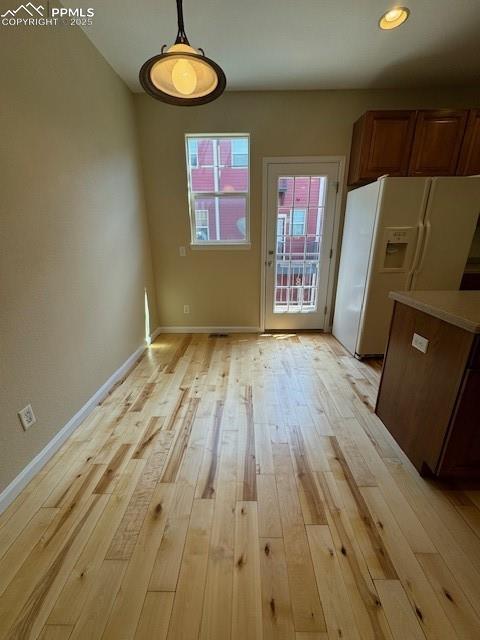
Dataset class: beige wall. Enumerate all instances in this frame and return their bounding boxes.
[135,87,480,329]
[0,16,157,491]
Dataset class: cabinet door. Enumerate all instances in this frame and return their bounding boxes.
[457,109,480,175]
[348,110,416,186]
[408,109,468,176]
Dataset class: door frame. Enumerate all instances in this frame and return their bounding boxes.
[260,156,346,332]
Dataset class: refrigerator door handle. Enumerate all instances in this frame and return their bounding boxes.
[415,220,432,277]
[407,222,425,282]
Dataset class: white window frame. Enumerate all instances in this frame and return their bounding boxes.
[292,208,307,236]
[277,214,287,255]
[194,209,210,241]
[185,133,251,249]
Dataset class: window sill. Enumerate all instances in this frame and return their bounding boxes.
[190,242,252,251]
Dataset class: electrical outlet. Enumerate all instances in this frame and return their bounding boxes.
[183,304,190,314]
[18,404,36,431]
[179,246,186,257]
[412,332,429,354]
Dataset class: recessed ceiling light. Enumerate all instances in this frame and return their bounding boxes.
[379,7,410,30]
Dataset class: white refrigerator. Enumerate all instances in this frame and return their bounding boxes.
[333,175,480,358]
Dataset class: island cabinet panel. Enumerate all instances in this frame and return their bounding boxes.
[376,301,475,476]
[457,109,480,175]
[440,369,480,475]
[407,109,468,176]
[348,110,416,186]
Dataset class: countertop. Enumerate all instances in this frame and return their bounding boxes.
[389,290,480,334]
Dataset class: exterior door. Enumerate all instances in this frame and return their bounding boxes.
[264,161,339,330]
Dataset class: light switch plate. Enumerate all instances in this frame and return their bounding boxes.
[179,246,186,257]
[18,404,36,430]
[412,332,429,354]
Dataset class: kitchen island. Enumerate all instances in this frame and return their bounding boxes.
[376,290,480,477]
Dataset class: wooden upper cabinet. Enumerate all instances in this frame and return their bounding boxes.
[457,109,480,175]
[408,109,468,176]
[348,110,416,186]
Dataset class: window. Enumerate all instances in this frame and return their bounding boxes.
[292,209,306,235]
[185,134,250,246]
[187,139,198,168]
[232,138,248,167]
[195,209,209,241]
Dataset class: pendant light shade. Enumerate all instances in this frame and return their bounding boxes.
[140,0,226,106]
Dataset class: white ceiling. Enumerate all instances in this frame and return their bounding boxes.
[65,0,480,93]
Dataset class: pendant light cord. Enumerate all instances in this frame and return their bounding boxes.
[175,0,189,44]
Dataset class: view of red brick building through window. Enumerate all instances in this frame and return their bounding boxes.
[186,136,249,242]
[275,175,326,312]
[186,136,326,312]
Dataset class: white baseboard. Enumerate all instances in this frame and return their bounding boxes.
[150,326,162,342]
[0,343,145,514]
[154,326,261,334]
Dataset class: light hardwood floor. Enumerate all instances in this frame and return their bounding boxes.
[1,333,480,640]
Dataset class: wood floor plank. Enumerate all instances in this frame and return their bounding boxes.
[232,501,263,640]
[161,397,200,483]
[106,431,173,561]
[0,440,94,561]
[0,493,105,639]
[307,524,361,640]
[39,625,74,640]
[164,334,192,374]
[132,416,164,459]
[2,333,480,640]
[0,508,58,597]
[47,459,145,625]
[68,559,127,640]
[4,495,107,640]
[101,482,174,640]
[361,486,459,640]
[241,385,257,501]
[93,444,132,494]
[199,431,237,640]
[259,537,295,640]
[328,437,398,580]
[130,382,156,412]
[374,580,425,640]
[318,472,392,640]
[288,424,327,525]
[148,482,195,591]
[199,400,224,498]
[166,500,214,640]
[257,474,283,538]
[134,592,174,640]
[416,552,480,639]
[275,473,326,633]
[339,418,437,554]
[385,458,480,616]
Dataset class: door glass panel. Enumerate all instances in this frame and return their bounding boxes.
[274,175,327,314]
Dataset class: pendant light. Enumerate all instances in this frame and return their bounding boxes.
[139,0,226,106]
